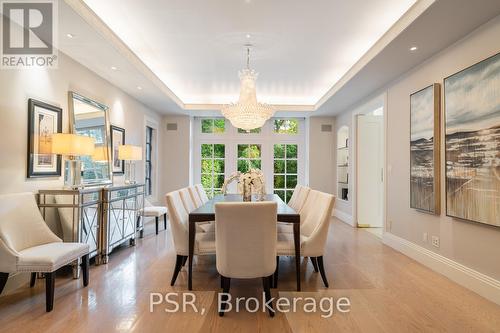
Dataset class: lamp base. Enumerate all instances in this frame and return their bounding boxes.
[64,159,83,189]
[124,161,136,184]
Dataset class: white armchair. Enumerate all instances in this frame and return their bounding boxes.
[0,192,90,312]
[138,199,168,235]
[215,201,277,317]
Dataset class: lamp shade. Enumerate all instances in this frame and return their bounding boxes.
[118,145,142,161]
[92,146,109,162]
[51,133,95,156]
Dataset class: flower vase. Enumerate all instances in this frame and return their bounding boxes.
[242,182,252,202]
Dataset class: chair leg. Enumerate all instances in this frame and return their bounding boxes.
[155,216,159,235]
[273,256,279,288]
[311,257,319,272]
[170,255,184,286]
[30,272,36,287]
[262,276,275,317]
[181,256,187,267]
[317,256,329,288]
[219,276,231,317]
[164,214,167,230]
[45,272,55,312]
[0,272,9,294]
[81,254,89,287]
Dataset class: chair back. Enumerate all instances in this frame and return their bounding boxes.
[301,191,336,257]
[0,192,60,252]
[215,202,277,279]
[165,191,189,255]
[295,186,311,213]
[195,184,209,204]
[287,184,302,210]
[179,187,196,213]
[188,187,203,209]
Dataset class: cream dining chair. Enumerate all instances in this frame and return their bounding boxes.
[278,185,311,234]
[188,186,203,208]
[165,190,216,286]
[138,199,168,235]
[194,184,209,204]
[275,190,335,288]
[215,201,277,317]
[0,192,90,312]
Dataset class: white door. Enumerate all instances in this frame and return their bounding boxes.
[357,115,383,227]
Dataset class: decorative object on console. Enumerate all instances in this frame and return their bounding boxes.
[221,47,275,131]
[27,99,62,178]
[119,144,142,184]
[410,83,441,214]
[51,133,95,189]
[110,125,125,174]
[221,169,266,201]
[444,52,500,227]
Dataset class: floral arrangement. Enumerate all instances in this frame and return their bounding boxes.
[222,169,266,201]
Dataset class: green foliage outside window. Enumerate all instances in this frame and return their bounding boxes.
[201,143,225,198]
[273,143,298,203]
[274,119,298,134]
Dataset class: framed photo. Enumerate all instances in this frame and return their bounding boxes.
[410,84,441,214]
[444,52,500,227]
[110,125,125,174]
[27,99,62,178]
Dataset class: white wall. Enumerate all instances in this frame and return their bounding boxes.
[308,117,335,195]
[334,16,500,286]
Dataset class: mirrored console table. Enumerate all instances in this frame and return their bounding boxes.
[38,183,145,269]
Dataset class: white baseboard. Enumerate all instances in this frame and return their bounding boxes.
[333,209,354,227]
[383,232,500,305]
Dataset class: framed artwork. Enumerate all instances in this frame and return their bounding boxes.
[444,52,500,227]
[110,125,125,174]
[410,84,441,214]
[27,99,62,178]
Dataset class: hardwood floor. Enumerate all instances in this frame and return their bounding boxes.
[1,219,499,332]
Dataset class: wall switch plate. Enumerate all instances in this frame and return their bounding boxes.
[423,232,428,243]
[431,236,440,248]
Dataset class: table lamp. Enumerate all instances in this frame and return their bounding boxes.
[118,144,142,184]
[92,146,109,163]
[52,133,95,189]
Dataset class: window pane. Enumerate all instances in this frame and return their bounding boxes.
[214,159,225,173]
[250,159,261,170]
[201,159,213,173]
[274,144,285,158]
[237,144,247,158]
[286,175,297,189]
[286,160,297,174]
[201,119,213,133]
[214,119,225,133]
[214,144,225,158]
[285,190,293,203]
[274,119,298,134]
[201,174,212,189]
[238,127,261,134]
[201,144,212,158]
[286,144,298,158]
[214,174,225,188]
[248,145,261,158]
[238,160,249,173]
[274,175,285,188]
[274,160,285,173]
[274,190,285,202]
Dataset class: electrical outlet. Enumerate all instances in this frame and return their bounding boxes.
[431,236,440,248]
[423,232,428,243]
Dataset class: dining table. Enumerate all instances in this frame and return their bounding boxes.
[188,193,301,291]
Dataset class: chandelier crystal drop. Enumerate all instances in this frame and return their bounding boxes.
[221,48,275,131]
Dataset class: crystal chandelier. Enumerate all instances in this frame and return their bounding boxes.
[221,47,275,131]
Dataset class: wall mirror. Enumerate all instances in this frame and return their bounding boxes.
[69,91,112,186]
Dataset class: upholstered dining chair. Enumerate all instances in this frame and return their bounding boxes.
[138,199,168,235]
[278,185,311,234]
[165,191,215,286]
[0,192,90,312]
[194,184,209,204]
[275,190,335,288]
[180,187,215,233]
[188,186,203,208]
[215,201,277,317]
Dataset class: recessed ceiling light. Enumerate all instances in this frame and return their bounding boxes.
[246,34,251,39]
[137,86,143,90]
[409,46,418,52]
[66,33,75,39]
[111,66,118,70]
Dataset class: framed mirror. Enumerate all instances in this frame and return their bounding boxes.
[69,92,112,186]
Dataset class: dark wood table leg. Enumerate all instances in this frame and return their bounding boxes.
[293,221,301,291]
[188,218,195,290]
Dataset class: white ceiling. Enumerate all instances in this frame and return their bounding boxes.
[80,0,416,106]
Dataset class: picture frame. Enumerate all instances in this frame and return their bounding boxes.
[110,125,125,174]
[444,52,500,227]
[27,99,62,178]
[409,83,441,214]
